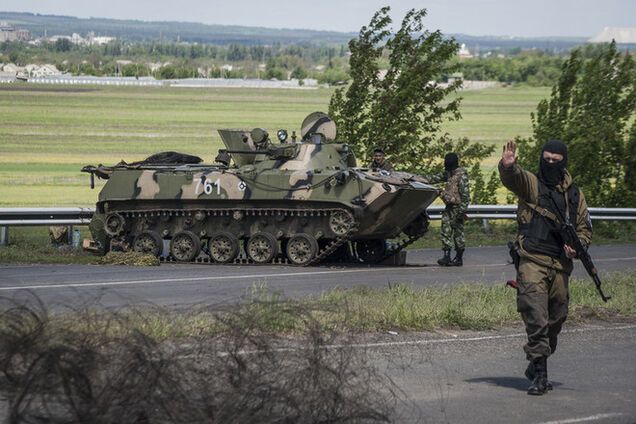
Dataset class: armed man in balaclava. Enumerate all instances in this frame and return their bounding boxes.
[499,139,592,396]
[426,152,470,266]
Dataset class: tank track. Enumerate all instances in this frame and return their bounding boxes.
[382,230,425,261]
[107,207,358,266]
[380,216,430,262]
[307,218,358,266]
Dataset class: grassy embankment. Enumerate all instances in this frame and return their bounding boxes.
[3,273,633,338]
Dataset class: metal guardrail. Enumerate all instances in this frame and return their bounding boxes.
[0,208,94,226]
[428,205,636,221]
[1,206,635,246]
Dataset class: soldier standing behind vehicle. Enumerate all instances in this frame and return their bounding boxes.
[499,139,592,396]
[427,153,470,266]
[368,147,394,172]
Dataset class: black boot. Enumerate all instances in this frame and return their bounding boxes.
[525,360,553,391]
[437,249,451,266]
[527,357,549,395]
[450,248,464,266]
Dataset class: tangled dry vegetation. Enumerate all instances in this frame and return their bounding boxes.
[96,251,160,266]
[0,294,401,423]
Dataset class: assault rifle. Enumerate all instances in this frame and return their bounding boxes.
[557,219,611,302]
[544,194,611,302]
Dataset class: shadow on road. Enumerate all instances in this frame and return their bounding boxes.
[467,376,567,392]
[466,376,535,391]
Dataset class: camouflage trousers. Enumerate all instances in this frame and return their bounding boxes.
[440,205,465,250]
[516,257,569,361]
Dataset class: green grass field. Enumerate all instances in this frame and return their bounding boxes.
[0,84,549,207]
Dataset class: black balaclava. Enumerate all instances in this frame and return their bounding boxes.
[538,140,568,187]
[444,153,459,173]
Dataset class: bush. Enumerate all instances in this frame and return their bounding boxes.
[0,295,398,423]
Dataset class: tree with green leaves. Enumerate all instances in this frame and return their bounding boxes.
[328,7,493,176]
[469,164,500,205]
[516,41,636,207]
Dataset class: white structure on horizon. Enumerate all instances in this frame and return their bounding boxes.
[458,43,473,59]
[48,32,116,46]
[2,63,22,73]
[589,27,636,44]
[30,64,60,78]
[89,35,116,45]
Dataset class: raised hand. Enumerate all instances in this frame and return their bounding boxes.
[501,140,517,168]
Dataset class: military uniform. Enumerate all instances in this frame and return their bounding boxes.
[368,160,394,172]
[428,167,470,264]
[499,159,592,394]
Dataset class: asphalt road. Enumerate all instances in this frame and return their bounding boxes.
[1,246,634,423]
[0,244,634,308]
[369,323,636,423]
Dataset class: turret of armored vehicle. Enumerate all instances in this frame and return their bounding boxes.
[82,112,438,265]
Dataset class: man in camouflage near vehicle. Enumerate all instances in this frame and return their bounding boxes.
[427,152,470,266]
[499,139,592,396]
[368,147,394,172]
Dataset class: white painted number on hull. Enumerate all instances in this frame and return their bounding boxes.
[196,178,221,195]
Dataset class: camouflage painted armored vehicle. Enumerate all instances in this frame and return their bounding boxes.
[82,112,438,265]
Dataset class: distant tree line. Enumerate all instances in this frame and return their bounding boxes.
[1,38,626,88]
[456,53,564,86]
[0,40,350,84]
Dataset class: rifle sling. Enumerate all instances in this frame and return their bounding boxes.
[522,201,560,225]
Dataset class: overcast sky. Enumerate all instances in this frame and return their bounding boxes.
[2,0,635,37]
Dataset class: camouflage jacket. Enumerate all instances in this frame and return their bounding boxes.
[368,160,394,172]
[428,168,470,212]
[498,161,592,275]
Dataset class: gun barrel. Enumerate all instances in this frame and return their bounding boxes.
[562,222,611,302]
[225,149,269,154]
[592,274,611,302]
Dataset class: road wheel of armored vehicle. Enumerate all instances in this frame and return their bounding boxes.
[208,231,240,263]
[170,230,201,262]
[247,232,279,264]
[354,239,387,263]
[286,233,319,266]
[329,210,354,236]
[104,213,126,237]
[133,230,163,257]
[89,213,111,255]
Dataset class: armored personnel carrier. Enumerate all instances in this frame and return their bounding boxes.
[82,113,438,265]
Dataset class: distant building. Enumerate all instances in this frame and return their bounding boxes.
[48,32,116,46]
[2,63,24,74]
[458,43,473,59]
[589,27,636,44]
[18,64,61,78]
[30,64,60,78]
[88,34,116,45]
[0,21,30,42]
[70,33,85,44]
[24,64,39,75]
[447,72,464,85]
